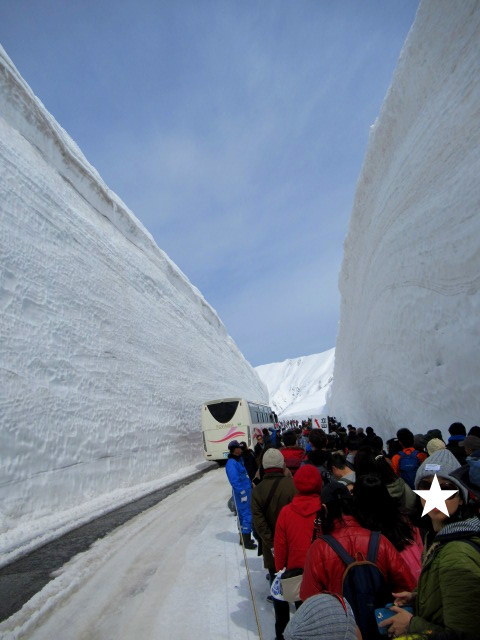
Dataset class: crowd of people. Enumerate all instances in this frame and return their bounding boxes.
[224,421,480,640]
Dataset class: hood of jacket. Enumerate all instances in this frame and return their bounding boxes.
[387,476,407,499]
[294,464,323,494]
[290,493,321,517]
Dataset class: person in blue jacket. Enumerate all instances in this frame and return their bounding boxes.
[226,440,257,549]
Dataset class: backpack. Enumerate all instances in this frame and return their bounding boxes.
[398,450,421,489]
[320,532,391,640]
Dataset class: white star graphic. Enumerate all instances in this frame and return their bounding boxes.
[413,474,459,517]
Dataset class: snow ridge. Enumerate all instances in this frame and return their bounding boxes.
[256,348,335,419]
[329,0,480,435]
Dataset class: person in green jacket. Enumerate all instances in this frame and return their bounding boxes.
[251,447,296,640]
[380,449,480,638]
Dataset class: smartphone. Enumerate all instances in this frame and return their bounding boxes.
[375,604,414,635]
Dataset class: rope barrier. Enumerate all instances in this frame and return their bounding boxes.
[233,492,264,640]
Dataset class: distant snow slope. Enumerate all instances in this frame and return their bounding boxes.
[0,45,267,564]
[329,0,480,436]
[255,349,335,419]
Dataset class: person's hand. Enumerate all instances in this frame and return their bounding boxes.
[379,606,413,637]
[392,591,414,606]
[270,547,274,556]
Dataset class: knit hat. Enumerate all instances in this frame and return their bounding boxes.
[426,438,446,455]
[293,465,322,494]
[415,449,468,501]
[228,440,241,451]
[284,593,358,640]
[262,448,285,470]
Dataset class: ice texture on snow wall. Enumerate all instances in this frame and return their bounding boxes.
[0,46,267,561]
[329,0,480,434]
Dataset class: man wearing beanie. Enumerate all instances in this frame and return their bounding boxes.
[284,593,360,640]
[251,448,296,640]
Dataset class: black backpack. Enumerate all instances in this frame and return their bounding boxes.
[320,531,391,640]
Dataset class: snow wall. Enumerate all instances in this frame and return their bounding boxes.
[329,0,480,437]
[0,46,267,563]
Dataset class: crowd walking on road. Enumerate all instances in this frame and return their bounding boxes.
[224,420,480,640]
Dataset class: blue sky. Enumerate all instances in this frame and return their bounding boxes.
[1,0,419,366]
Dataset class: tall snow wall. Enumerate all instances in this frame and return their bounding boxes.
[0,46,267,562]
[329,0,480,437]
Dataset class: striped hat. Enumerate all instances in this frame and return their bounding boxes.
[284,594,358,640]
[415,448,468,501]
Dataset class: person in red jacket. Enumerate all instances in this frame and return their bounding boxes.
[300,482,416,602]
[279,430,306,476]
[274,465,322,574]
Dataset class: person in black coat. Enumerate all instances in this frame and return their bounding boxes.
[446,422,467,465]
[240,442,258,481]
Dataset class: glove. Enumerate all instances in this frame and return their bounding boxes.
[240,496,248,503]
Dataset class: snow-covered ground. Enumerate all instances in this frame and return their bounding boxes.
[255,349,335,420]
[0,45,266,565]
[329,0,480,436]
[0,469,278,640]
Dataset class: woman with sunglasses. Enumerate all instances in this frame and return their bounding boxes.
[380,449,480,638]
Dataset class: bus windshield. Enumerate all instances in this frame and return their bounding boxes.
[207,401,239,423]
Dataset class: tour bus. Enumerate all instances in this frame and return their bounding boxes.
[201,397,276,462]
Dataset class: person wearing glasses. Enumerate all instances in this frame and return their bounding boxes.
[380,449,480,638]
